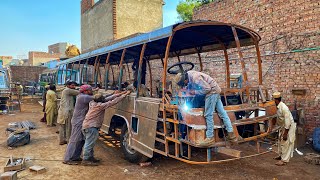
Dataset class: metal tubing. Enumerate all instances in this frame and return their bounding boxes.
[85,59,89,84]
[79,60,85,85]
[232,26,250,98]
[162,35,174,154]
[105,53,111,90]
[223,49,230,88]
[147,59,153,97]
[93,56,99,87]
[118,49,126,90]
[64,64,68,84]
[70,63,74,81]
[255,41,263,85]
[196,51,203,72]
[78,60,81,84]
[137,44,147,97]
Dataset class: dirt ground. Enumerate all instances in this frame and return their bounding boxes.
[0,97,319,180]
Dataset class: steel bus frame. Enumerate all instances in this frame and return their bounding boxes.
[57,21,278,164]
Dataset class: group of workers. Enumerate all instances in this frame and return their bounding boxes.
[173,70,296,166]
[41,80,130,166]
[41,66,295,166]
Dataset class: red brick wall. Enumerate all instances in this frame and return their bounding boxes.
[10,66,47,84]
[193,0,320,136]
[81,0,94,14]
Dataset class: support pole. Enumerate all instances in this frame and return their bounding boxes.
[137,44,147,97]
[105,53,111,90]
[118,49,126,90]
[232,26,250,98]
[147,59,153,97]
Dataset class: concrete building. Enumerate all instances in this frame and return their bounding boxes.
[28,51,60,66]
[81,0,164,53]
[48,42,71,58]
[0,56,13,67]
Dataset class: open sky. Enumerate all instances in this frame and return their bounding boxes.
[0,0,179,59]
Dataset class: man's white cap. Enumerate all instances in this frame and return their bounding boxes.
[272,92,281,98]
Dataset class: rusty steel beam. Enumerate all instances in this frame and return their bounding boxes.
[232,26,250,99]
[147,59,153,97]
[105,53,111,90]
[137,44,147,97]
[118,49,126,90]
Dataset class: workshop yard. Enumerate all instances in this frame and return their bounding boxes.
[0,98,319,180]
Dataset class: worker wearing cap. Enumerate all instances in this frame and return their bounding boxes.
[81,91,130,166]
[63,85,95,165]
[272,92,296,166]
[57,80,79,145]
[174,70,241,146]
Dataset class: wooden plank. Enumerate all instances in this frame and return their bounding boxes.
[1,171,18,180]
[217,147,242,158]
[29,165,46,174]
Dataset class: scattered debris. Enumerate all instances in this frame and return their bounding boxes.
[295,148,303,155]
[7,129,30,147]
[4,156,25,172]
[0,171,18,180]
[139,162,152,167]
[123,169,128,173]
[29,165,46,174]
[304,153,320,165]
[6,121,36,131]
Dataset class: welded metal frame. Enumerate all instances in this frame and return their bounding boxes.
[55,21,276,165]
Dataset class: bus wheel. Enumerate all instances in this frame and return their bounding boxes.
[120,125,148,163]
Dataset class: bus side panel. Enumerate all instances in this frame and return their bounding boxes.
[102,95,135,133]
[130,99,160,158]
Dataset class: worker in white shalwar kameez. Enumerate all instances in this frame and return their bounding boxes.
[273,92,296,166]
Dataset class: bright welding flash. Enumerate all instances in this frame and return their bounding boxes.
[183,103,190,111]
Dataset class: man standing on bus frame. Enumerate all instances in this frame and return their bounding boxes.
[174,70,241,146]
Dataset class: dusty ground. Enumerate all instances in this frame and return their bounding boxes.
[0,97,319,180]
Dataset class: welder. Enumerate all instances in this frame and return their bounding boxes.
[174,70,241,146]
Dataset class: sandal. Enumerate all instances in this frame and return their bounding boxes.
[273,156,281,160]
[275,160,287,166]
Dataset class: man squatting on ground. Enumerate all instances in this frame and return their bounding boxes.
[63,85,115,165]
[81,91,130,166]
[174,70,242,146]
[272,92,296,166]
[57,80,79,145]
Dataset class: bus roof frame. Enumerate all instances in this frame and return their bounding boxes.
[57,20,261,66]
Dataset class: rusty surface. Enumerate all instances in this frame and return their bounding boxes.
[137,43,147,97]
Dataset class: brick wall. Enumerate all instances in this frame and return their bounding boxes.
[28,51,61,66]
[193,0,320,136]
[10,66,47,84]
[81,0,94,14]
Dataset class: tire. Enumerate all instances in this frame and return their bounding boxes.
[120,125,148,163]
